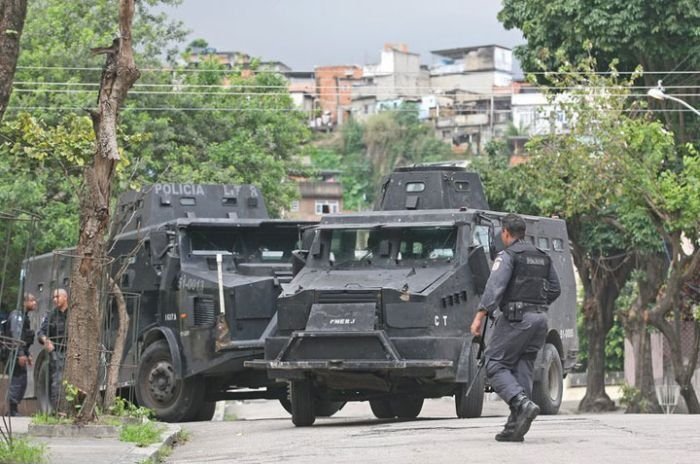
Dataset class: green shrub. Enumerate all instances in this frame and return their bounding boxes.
[120,421,163,447]
[109,397,153,420]
[30,412,72,425]
[0,438,47,464]
[619,383,651,413]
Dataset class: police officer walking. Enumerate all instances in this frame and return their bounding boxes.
[470,214,560,442]
[7,293,37,416]
[37,288,69,411]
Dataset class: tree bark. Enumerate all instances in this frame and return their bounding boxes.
[63,0,140,422]
[645,232,700,413]
[570,223,635,412]
[103,277,129,409]
[0,0,28,122]
[618,254,666,413]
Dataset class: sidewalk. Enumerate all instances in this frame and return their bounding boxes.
[4,417,180,464]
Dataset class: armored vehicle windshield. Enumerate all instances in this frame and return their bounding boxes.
[185,224,300,264]
[308,225,458,269]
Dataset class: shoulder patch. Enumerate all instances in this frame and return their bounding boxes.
[491,257,502,271]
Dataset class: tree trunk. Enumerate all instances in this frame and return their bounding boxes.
[618,254,666,413]
[63,0,140,422]
[0,0,28,122]
[572,233,634,412]
[622,310,661,413]
[103,277,129,409]
[648,314,700,413]
[646,234,700,414]
[580,302,616,412]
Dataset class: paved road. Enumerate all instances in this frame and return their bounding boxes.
[167,398,700,464]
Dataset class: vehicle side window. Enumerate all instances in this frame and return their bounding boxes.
[472,225,490,255]
[552,238,564,252]
[537,237,550,250]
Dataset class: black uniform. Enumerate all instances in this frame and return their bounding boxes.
[37,308,68,410]
[7,310,34,415]
[479,239,560,404]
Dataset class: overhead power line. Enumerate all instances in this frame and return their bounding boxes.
[14,65,700,76]
[4,105,697,114]
[9,88,700,100]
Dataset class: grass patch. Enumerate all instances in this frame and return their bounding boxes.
[0,438,47,464]
[109,397,153,420]
[31,413,72,426]
[173,428,190,444]
[120,421,163,447]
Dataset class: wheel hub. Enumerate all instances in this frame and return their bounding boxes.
[148,361,177,403]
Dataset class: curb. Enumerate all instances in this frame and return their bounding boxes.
[117,423,181,464]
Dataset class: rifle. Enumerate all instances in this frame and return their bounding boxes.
[462,316,488,400]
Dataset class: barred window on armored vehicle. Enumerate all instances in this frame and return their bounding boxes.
[187,226,299,263]
[472,225,490,254]
[552,238,564,252]
[405,182,425,192]
[329,229,377,264]
[398,227,455,261]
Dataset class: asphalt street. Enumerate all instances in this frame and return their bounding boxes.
[166,397,700,464]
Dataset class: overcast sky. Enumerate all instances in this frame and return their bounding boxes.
[161,0,524,70]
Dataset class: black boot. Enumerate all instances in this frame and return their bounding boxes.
[8,401,18,417]
[509,392,539,441]
[495,408,523,442]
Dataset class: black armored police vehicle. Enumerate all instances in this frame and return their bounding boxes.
[251,166,578,426]
[23,184,321,422]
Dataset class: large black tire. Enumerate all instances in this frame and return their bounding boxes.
[315,400,346,417]
[532,343,563,415]
[34,356,52,414]
[369,399,395,419]
[135,340,203,422]
[389,396,424,419]
[190,401,217,422]
[279,397,292,414]
[455,342,485,418]
[290,380,315,426]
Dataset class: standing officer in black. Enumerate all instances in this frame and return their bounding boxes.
[7,293,37,415]
[470,214,560,442]
[37,288,69,410]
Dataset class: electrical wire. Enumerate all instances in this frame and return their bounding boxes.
[14,65,700,76]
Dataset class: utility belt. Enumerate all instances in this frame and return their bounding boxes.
[502,302,548,322]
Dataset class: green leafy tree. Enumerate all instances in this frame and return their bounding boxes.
[498,0,700,143]
[474,54,666,412]
[312,105,455,210]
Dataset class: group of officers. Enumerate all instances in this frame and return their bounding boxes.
[5,288,68,416]
[4,214,557,442]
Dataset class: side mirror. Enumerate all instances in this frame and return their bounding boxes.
[310,238,322,257]
[149,231,169,262]
[493,226,505,253]
[378,240,391,257]
[291,250,309,276]
[468,246,490,294]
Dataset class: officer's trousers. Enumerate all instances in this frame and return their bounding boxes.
[48,351,65,410]
[8,363,27,415]
[484,311,548,403]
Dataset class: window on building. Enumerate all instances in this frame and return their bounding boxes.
[290,200,300,212]
[315,200,339,215]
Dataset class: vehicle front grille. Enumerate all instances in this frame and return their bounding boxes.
[316,290,379,304]
[194,297,216,326]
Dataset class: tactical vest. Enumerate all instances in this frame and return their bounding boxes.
[501,240,551,306]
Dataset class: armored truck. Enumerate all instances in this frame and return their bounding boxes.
[251,166,578,426]
[23,184,319,422]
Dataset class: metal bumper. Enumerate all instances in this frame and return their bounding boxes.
[245,330,453,377]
